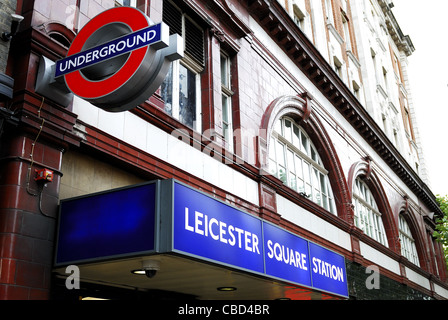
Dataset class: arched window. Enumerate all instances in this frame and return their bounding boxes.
[398,215,420,266]
[38,22,76,48]
[269,117,336,214]
[352,177,388,247]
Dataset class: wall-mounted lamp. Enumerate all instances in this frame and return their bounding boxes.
[2,14,24,42]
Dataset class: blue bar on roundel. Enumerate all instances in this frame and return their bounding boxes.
[55,23,165,78]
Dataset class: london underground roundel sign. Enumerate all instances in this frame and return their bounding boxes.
[55,7,183,112]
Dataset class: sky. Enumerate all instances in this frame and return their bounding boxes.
[391,0,448,197]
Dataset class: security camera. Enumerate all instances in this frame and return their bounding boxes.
[144,269,157,278]
[2,14,24,41]
[142,259,160,279]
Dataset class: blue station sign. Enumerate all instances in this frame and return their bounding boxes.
[165,180,348,298]
[172,182,265,273]
[309,242,348,297]
[263,222,312,287]
[55,179,348,298]
[56,182,158,264]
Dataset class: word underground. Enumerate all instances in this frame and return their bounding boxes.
[55,24,161,77]
[312,257,345,282]
[184,208,261,254]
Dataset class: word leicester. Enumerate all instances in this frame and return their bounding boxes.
[184,207,261,254]
[55,24,163,77]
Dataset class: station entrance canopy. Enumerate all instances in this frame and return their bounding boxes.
[54,179,348,299]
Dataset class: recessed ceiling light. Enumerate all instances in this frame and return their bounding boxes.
[217,286,237,292]
[131,269,146,275]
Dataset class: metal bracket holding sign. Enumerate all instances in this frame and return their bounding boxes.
[36,7,183,111]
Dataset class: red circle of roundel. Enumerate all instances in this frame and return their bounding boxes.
[65,7,150,99]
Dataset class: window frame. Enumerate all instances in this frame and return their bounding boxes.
[352,177,389,247]
[398,214,420,266]
[291,2,310,37]
[325,0,334,25]
[165,59,202,131]
[161,1,204,132]
[220,51,234,150]
[341,11,352,51]
[115,0,138,8]
[269,117,336,214]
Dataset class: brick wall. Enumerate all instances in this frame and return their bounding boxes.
[346,261,432,300]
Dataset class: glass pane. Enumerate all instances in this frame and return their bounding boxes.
[305,183,312,197]
[314,189,321,205]
[287,148,296,189]
[301,131,308,153]
[223,123,229,141]
[222,95,230,141]
[303,161,311,184]
[320,173,326,193]
[360,182,366,199]
[365,209,371,236]
[269,137,276,161]
[372,195,379,210]
[221,54,228,87]
[179,64,196,128]
[284,119,292,142]
[269,138,277,176]
[297,178,304,193]
[295,157,304,192]
[161,63,174,116]
[289,173,297,191]
[353,200,360,227]
[269,163,277,176]
[329,197,335,214]
[279,166,287,183]
[312,168,320,191]
[115,0,137,7]
[322,193,328,210]
[373,215,379,235]
[354,178,360,195]
[311,146,317,162]
[287,149,295,173]
[222,95,229,122]
[276,141,286,167]
[293,124,301,146]
[295,155,303,178]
